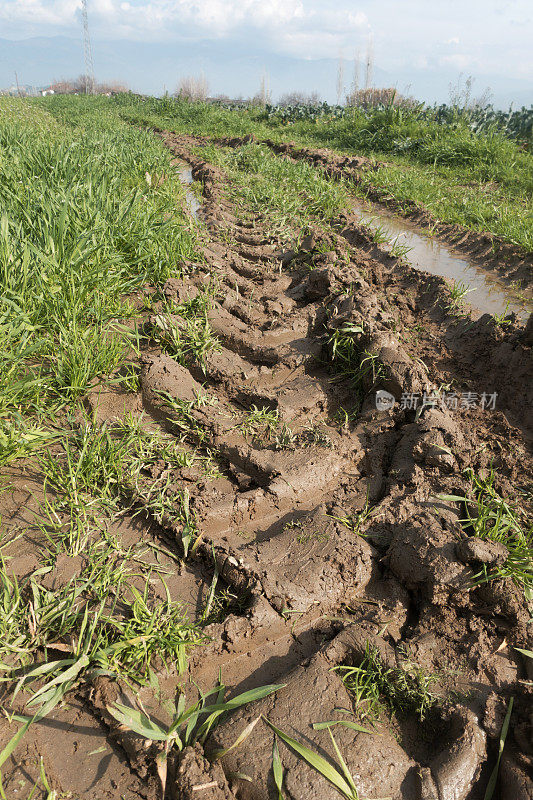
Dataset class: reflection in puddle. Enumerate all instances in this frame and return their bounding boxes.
[176,163,201,220]
[353,199,530,319]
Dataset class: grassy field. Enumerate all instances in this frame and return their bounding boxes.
[113,94,533,252]
[0,96,212,726]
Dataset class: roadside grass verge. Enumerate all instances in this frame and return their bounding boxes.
[115,94,533,252]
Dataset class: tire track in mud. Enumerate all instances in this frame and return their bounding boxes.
[81,130,531,800]
[218,134,533,289]
[14,129,528,799]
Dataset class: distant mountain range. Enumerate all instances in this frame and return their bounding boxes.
[1,36,531,109]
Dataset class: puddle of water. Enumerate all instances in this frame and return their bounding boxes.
[176,163,201,220]
[352,199,531,319]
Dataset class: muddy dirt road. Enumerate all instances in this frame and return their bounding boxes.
[1,131,531,800]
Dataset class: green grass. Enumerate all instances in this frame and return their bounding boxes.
[114,94,533,252]
[438,467,533,591]
[335,643,440,723]
[190,140,352,243]
[0,95,226,771]
[0,95,201,439]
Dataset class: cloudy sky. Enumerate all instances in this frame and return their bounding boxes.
[1,0,532,100]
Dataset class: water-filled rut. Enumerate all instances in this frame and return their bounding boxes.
[353,198,531,319]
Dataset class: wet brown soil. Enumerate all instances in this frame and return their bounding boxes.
[1,130,532,800]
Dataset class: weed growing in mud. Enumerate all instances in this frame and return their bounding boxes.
[150,313,220,372]
[438,467,533,591]
[107,679,283,795]
[0,565,206,770]
[328,323,386,402]
[161,390,220,447]
[492,302,513,329]
[332,406,358,430]
[443,279,475,315]
[238,406,296,450]
[330,496,378,537]
[238,405,279,440]
[238,407,331,451]
[335,643,440,723]
[34,415,219,560]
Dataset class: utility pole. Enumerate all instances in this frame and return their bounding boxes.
[81,0,96,94]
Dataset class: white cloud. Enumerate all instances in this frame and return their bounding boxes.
[0,0,80,27]
[440,53,475,70]
[0,0,369,56]
[0,0,531,87]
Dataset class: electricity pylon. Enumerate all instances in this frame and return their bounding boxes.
[81,0,95,94]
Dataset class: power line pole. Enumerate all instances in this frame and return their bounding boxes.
[81,0,96,94]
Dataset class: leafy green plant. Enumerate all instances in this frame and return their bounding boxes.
[108,680,283,794]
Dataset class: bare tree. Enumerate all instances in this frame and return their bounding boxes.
[350,51,360,98]
[364,34,374,89]
[336,53,345,105]
[174,74,209,101]
[279,90,321,106]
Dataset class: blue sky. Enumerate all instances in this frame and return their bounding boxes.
[1,0,532,102]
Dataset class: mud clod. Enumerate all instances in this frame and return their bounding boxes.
[456,537,509,567]
[177,745,236,800]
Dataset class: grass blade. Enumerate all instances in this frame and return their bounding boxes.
[272,738,285,800]
[483,696,514,800]
[211,716,260,760]
[263,718,354,799]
